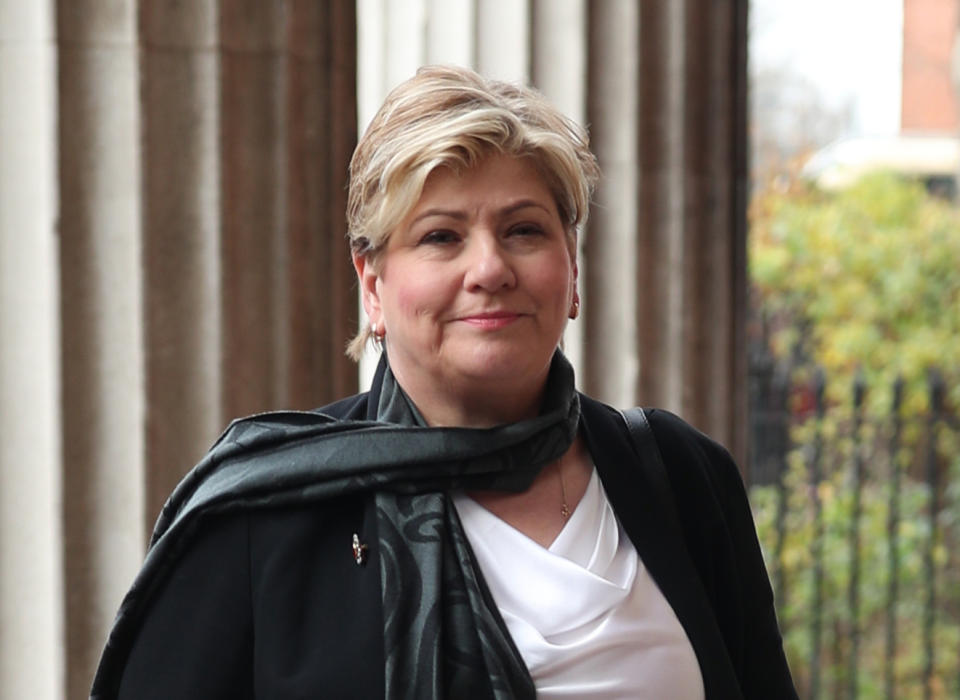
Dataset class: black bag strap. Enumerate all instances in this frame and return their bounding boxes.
[617,407,685,539]
[617,407,748,698]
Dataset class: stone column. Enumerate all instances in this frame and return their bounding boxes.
[584,0,641,408]
[0,3,64,699]
[140,1,224,523]
[585,0,749,461]
[57,0,147,696]
[532,0,589,375]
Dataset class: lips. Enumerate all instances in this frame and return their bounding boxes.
[457,310,525,329]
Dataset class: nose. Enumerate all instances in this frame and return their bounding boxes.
[462,232,516,292]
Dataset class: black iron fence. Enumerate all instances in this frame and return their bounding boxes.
[749,361,960,699]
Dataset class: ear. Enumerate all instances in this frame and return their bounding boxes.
[570,253,579,296]
[566,230,579,281]
[353,253,382,327]
[569,258,580,319]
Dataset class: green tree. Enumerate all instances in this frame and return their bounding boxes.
[750,173,960,414]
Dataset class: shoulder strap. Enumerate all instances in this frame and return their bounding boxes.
[617,407,685,540]
[615,407,746,698]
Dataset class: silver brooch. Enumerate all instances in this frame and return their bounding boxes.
[352,533,368,566]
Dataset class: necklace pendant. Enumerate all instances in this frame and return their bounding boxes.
[560,503,571,520]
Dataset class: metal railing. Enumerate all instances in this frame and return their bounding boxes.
[749,362,959,699]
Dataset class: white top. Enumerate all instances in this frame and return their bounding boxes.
[452,469,705,699]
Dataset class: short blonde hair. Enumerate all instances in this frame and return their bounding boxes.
[346,65,600,360]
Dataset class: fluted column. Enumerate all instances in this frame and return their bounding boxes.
[585,0,748,460]
[584,0,640,408]
[140,1,224,522]
[477,0,531,81]
[219,2,288,420]
[278,0,360,412]
[141,1,358,527]
[532,0,589,375]
[58,1,147,696]
[0,3,63,699]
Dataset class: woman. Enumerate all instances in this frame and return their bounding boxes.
[91,66,796,699]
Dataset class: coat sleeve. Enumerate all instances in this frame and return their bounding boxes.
[115,514,255,700]
[646,409,799,700]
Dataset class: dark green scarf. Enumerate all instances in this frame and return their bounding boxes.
[91,350,580,699]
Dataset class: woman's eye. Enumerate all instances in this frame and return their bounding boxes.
[419,230,460,245]
[508,224,544,238]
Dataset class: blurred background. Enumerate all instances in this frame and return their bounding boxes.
[0,1,957,698]
[748,1,960,698]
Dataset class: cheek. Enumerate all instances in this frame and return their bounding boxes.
[536,261,575,307]
[383,275,446,321]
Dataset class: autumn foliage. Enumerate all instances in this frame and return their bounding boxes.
[748,172,960,698]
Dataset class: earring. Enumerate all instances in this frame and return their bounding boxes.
[371,322,384,349]
[569,295,580,320]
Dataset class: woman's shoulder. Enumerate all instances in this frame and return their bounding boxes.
[643,408,737,469]
[578,394,743,502]
[578,394,734,464]
[111,494,381,699]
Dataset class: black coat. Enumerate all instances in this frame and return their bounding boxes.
[112,388,797,699]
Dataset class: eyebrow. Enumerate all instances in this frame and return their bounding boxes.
[410,199,553,225]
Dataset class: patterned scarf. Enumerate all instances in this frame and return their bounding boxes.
[90,350,580,699]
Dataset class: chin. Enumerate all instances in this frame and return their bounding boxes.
[450,343,552,385]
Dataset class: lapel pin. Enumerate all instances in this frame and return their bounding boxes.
[352,533,368,566]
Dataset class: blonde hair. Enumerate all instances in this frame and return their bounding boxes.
[346,65,600,360]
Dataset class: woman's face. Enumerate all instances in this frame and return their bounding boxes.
[354,154,577,425]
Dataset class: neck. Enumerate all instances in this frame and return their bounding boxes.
[466,433,592,548]
[404,376,547,427]
[387,363,552,428]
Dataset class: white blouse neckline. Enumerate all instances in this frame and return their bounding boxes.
[451,468,705,699]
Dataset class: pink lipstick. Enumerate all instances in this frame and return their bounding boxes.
[459,311,523,329]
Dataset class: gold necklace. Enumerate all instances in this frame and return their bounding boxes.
[558,462,570,519]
